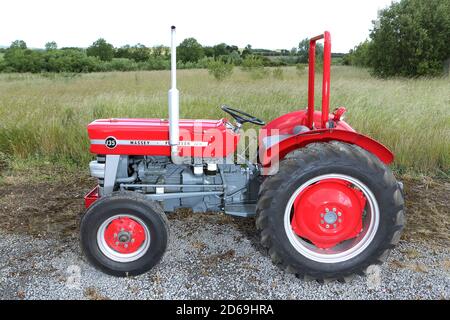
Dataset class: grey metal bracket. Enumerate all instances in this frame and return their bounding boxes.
[103,155,120,195]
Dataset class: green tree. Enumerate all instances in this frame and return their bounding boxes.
[343,41,371,67]
[87,38,114,61]
[177,38,204,63]
[3,48,44,72]
[297,38,323,63]
[203,46,214,57]
[152,45,169,58]
[241,44,252,57]
[368,0,450,77]
[45,41,58,51]
[129,44,150,62]
[10,40,27,49]
[115,45,130,59]
[213,43,228,57]
[227,45,239,53]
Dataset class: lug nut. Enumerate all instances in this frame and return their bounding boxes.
[131,239,135,243]
[115,241,119,245]
[320,220,324,224]
[326,224,330,229]
[325,208,329,212]
[333,224,337,228]
[333,208,336,212]
[124,244,128,248]
[113,233,117,238]
[338,212,342,216]
[338,219,342,223]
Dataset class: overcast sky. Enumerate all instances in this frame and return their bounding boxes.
[0,0,395,52]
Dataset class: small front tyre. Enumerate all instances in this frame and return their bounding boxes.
[80,192,169,277]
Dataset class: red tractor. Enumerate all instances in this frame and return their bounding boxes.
[81,27,404,281]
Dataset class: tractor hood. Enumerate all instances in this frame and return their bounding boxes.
[87,118,239,158]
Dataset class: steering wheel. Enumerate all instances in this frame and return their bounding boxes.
[221,105,265,126]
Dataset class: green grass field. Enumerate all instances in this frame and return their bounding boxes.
[0,66,448,175]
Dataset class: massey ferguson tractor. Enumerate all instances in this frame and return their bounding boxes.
[81,26,405,281]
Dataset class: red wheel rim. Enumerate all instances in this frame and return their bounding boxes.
[291,178,367,249]
[103,216,147,254]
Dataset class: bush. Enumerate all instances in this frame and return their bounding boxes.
[99,58,139,72]
[343,41,371,67]
[0,36,301,74]
[241,55,264,70]
[2,48,45,73]
[227,51,242,66]
[249,68,269,79]
[241,55,269,79]
[368,0,450,77]
[178,61,198,69]
[272,67,284,79]
[0,47,102,73]
[0,151,11,173]
[115,44,154,62]
[295,63,306,76]
[315,62,323,73]
[140,56,170,70]
[197,57,214,68]
[44,49,101,73]
[207,59,233,80]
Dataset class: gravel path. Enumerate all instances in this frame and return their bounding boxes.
[0,213,448,300]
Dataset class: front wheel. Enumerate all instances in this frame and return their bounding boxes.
[256,142,405,282]
[80,192,169,277]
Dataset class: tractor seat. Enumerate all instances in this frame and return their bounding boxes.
[261,125,310,149]
[292,125,310,135]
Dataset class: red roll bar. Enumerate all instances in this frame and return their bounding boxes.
[306,31,331,129]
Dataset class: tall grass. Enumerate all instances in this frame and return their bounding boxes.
[0,67,448,175]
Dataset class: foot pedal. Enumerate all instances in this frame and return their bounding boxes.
[224,203,256,217]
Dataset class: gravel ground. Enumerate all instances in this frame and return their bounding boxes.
[0,213,448,300]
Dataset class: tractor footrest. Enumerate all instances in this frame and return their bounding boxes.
[225,203,256,217]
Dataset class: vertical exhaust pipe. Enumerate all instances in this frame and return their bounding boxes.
[169,25,179,161]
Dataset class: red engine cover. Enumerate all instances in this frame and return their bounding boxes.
[88,118,239,158]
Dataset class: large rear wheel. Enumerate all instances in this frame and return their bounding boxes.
[256,142,404,282]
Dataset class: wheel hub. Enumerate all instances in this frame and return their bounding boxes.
[118,231,131,243]
[291,178,366,249]
[323,210,337,224]
[103,217,146,254]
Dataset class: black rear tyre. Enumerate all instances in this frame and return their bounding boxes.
[256,142,404,282]
[80,192,169,277]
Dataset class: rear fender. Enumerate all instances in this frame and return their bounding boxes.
[259,129,394,174]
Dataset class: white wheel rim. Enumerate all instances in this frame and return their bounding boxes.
[97,214,151,263]
[283,174,380,263]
